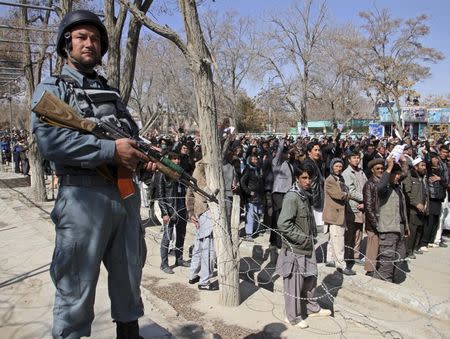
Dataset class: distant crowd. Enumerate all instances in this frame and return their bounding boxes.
[0,128,30,176]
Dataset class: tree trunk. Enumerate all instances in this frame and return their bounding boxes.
[20,0,47,201]
[29,138,47,201]
[120,0,152,105]
[180,0,240,307]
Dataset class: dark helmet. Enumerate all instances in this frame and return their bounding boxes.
[56,10,108,58]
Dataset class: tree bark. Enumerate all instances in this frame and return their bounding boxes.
[19,0,47,201]
[120,0,152,104]
[179,0,240,306]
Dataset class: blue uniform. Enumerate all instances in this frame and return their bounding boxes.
[31,65,146,339]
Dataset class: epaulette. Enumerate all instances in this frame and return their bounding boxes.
[41,76,59,86]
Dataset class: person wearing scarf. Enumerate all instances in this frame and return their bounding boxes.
[276,163,332,329]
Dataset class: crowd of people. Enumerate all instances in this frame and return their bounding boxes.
[0,128,30,176]
[142,127,449,280]
[138,128,449,327]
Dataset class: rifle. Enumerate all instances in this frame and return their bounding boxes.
[32,91,219,203]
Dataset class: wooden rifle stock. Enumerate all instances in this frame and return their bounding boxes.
[33,91,135,199]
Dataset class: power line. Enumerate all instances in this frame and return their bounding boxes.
[0,67,23,71]
[0,72,24,76]
[0,1,54,11]
[0,38,55,46]
[0,1,104,17]
[0,24,57,33]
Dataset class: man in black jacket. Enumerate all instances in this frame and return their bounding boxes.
[303,141,325,230]
[157,152,189,273]
[241,154,265,241]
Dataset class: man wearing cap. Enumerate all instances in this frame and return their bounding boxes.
[362,158,385,276]
[403,158,428,258]
[31,10,148,339]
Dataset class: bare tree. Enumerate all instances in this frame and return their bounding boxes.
[130,35,196,134]
[18,0,58,202]
[104,0,152,104]
[202,10,258,127]
[258,0,328,124]
[121,0,240,306]
[341,8,444,136]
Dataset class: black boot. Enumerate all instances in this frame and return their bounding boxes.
[115,320,143,339]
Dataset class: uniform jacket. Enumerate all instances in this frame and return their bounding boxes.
[31,65,137,177]
[277,183,317,256]
[323,174,348,226]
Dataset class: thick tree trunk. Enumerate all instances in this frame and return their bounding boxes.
[105,1,121,88]
[29,139,47,201]
[120,0,152,104]
[180,0,240,307]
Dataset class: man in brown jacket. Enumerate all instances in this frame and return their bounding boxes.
[324,158,355,275]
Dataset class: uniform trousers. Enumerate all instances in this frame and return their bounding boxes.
[50,183,145,339]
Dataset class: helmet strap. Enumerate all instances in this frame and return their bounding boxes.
[64,31,72,57]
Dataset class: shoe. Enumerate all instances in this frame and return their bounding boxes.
[175,259,190,267]
[439,242,448,248]
[189,276,200,284]
[242,235,254,242]
[283,317,308,329]
[161,266,174,274]
[342,268,356,276]
[419,246,429,252]
[325,261,336,268]
[365,271,374,277]
[308,308,332,318]
[198,283,218,291]
[295,320,309,329]
[428,243,439,248]
[408,254,416,259]
[354,258,365,265]
[414,249,423,255]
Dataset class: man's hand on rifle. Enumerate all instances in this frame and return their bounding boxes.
[114,138,149,171]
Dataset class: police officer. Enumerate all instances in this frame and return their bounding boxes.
[31,10,149,339]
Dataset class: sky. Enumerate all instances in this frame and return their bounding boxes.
[150,0,449,100]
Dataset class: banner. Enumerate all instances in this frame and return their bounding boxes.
[368,123,385,138]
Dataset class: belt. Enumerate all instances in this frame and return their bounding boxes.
[59,174,114,187]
